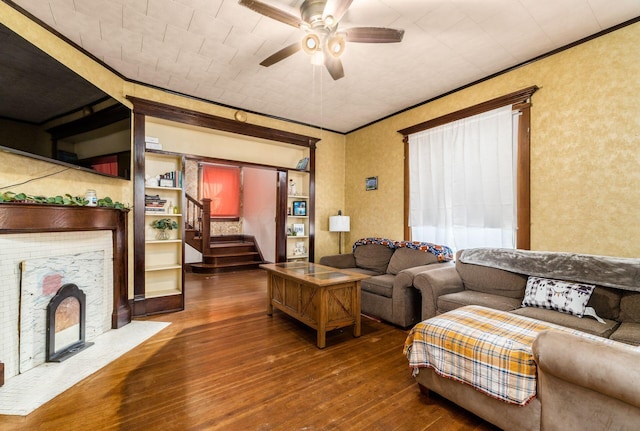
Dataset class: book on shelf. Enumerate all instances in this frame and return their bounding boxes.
[145,194,167,212]
[156,170,183,188]
[145,194,166,203]
[145,207,166,213]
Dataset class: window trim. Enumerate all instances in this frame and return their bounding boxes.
[399,86,538,249]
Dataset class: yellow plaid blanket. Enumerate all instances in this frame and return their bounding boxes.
[404,305,605,405]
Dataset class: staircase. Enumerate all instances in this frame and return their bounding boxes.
[184,194,266,274]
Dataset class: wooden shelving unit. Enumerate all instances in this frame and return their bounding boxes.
[286,170,310,262]
[139,151,185,314]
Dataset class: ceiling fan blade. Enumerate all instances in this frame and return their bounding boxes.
[322,0,354,23]
[345,27,405,43]
[259,42,301,67]
[238,0,302,28]
[324,55,345,80]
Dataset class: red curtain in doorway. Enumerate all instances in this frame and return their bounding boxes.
[90,155,118,176]
[202,164,241,217]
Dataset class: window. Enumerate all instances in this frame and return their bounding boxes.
[400,86,537,251]
[201,164,241,218]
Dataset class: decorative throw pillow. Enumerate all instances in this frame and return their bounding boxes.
[521,276,595,318]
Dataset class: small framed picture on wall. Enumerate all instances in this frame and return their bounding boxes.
[366,176,378,191]
[292,201,307,216]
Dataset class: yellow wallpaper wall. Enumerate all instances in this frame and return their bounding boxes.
[346,22,640,257]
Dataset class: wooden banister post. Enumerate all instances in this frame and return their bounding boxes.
[202,198,211,255]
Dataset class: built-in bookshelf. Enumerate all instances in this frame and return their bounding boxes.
[286,170,309,262]
[143,151,185,310]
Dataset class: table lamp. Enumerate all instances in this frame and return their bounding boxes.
[329,210,350,254]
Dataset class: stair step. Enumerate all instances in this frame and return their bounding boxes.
[189,260,265,274]
[204,251,259,258]
[187,233,264,273]
[209,241,255,248]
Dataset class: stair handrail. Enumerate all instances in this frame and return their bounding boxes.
[185,193,211,255]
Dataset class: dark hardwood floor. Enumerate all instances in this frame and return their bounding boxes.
[0,270,498,430]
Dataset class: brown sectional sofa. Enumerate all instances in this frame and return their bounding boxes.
[414,247,640,344]
[410,247,640,431]
[319,238,453,328]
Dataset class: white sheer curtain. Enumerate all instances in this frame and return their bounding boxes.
[408,105,517,251]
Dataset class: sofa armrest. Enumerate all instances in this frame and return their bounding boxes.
[388,262,455,326]
[319,253,356,269]
[533,331,640,408]
[413,266,464,319]
[394,262,454,289]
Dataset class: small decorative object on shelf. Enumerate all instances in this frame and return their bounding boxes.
[294,241,306,256]
[292,200,306,216]
[296,157,309,170]
[145,175,159,187]
[151,218,179,240]
[85,189,97,207]
[288,179,297,195]
[293,223,305,236]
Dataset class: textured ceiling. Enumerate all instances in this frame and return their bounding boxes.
[6,0,640,133]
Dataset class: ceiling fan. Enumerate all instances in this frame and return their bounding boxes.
[238,0,405,80]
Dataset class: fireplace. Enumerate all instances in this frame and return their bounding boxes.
[0,203,130,383]
[46,283,93,362]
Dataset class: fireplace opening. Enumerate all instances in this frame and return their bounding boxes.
[46,283,94,362]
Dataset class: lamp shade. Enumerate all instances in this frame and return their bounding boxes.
[329,215,350,232]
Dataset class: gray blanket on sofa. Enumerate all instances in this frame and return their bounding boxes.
[459,248,640,292]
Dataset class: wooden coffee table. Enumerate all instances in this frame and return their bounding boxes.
[260,262,370,348]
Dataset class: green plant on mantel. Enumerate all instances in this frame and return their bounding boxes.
[0,191,128,209]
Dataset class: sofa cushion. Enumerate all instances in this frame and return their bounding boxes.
[511,307,619,339]
[521,276,595,318]
[609,323,640,346]
[386,247,438,275]
[456,258,527,299]
[361,274,395,298]
[619,292,640,323]
[587,286,622,321]
[343,267,380,276]
[353,244,395,274]
[437,291,522,314]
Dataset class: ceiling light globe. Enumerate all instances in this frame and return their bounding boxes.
[327,35,346,58]
[302,33,320,55]
[306,37,317,50]
[324,15,335,27]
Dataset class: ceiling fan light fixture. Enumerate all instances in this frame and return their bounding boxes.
[327,34,346,58]
[311,50,325,66]
[302,33,321,54]
[239,0,405,80]
[324,14,335,27]
[299,21,311,32]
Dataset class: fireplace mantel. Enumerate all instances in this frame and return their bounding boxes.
[0,203,131,328]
